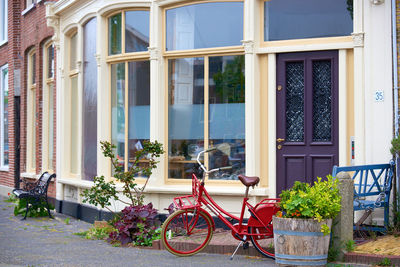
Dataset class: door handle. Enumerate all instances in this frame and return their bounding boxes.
[276,138,285,143]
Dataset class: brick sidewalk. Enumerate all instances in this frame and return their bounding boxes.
[153,228,267,257]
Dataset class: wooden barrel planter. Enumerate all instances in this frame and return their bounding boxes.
[273,216,332,266]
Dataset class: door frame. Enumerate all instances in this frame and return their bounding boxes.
[262,50,350,198]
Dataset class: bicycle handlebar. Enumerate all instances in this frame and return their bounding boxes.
[196,148,232,176]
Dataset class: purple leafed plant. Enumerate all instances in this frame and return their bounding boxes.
[108,203,161,246]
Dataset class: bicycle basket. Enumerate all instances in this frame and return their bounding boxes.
[172,173,200,210]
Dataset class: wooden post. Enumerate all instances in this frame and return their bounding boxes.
[332,171,354,261]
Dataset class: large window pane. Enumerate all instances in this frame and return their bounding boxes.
[168,58,204,179]
[125,11,149,53]
[264,0,353,41]
[166,2,243,51]
[128,61,150,174]
[83,18,97,181]
[111,63,125,167]
[109,13,122,55]
[208,55,245,180]
[70,76,79,174]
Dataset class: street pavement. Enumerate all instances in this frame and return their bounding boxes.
[0,196,276,267]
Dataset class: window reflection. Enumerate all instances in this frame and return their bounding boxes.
[109,13,122,55]
[168,58,204,179]
[125,11,149,53]
[128,61,150,175]
[111,63,125,166]
[208,55,245,180]
[166,2,243,51]
[264,0,353,41]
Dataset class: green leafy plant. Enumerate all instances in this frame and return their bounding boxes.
[376,257,392,266]
[278,175,341,235]
[390,136,400,156]
[13,198,55,218]
[81,140,164,211]
[345,240,355,252]
[64,218,70,225]
[4,193,17,203]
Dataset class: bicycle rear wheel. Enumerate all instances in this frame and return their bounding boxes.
[161,209,213,256]
[248,225,275,259]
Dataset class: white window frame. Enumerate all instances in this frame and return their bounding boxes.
[42,41,55,172]
[27,50,36,173]
[0,0,7,45]
[0,64,8,170]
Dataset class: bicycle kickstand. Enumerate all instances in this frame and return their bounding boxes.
[230,241,243,260]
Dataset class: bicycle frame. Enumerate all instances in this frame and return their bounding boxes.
[173,173,279,240]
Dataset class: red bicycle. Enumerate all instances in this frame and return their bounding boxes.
[161,148,280,259]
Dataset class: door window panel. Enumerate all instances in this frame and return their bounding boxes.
[166,2,243,51]
[285,62,304,142]
[264,0,353,41]
[312,60,332,142]
[168,58,204,179]
[208,55,245,180]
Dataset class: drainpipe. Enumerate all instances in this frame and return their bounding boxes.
[392,0,399,205]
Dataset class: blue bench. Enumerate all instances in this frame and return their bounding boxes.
[332,161,394,231]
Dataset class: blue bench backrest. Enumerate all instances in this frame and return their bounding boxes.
[332,162,394,201]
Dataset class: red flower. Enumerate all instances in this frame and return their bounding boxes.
[7,192,10,196]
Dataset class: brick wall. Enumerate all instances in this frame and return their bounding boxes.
[0,0,58,198]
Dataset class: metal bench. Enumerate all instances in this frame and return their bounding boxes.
[12,172,56,220]
[332,161,394,231]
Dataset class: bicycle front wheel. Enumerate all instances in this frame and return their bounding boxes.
[161,209,213,256]
[248,226,275,259]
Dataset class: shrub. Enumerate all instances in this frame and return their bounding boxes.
[14,198,55,218]
[81,140,164,211]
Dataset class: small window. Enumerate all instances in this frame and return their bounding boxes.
[0,0,7,43]
[47,45,54,79]
[108,10,150,55]
[166,2,243,51]
[264,0,353,41]
[70,32,78,71]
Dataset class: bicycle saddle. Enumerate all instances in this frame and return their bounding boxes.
[238,175,259,187]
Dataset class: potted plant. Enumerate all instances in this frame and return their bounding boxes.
[273,175,341,266]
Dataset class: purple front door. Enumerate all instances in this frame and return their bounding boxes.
[276,51,339,195]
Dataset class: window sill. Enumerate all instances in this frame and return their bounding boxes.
[22,4,36,16]
[0,40,7,48]
[0,166,9,172]
[21,172,39,180]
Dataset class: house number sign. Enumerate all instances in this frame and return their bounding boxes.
[374,90,384,102]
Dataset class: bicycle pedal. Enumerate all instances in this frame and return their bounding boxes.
[243,242,249,250]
